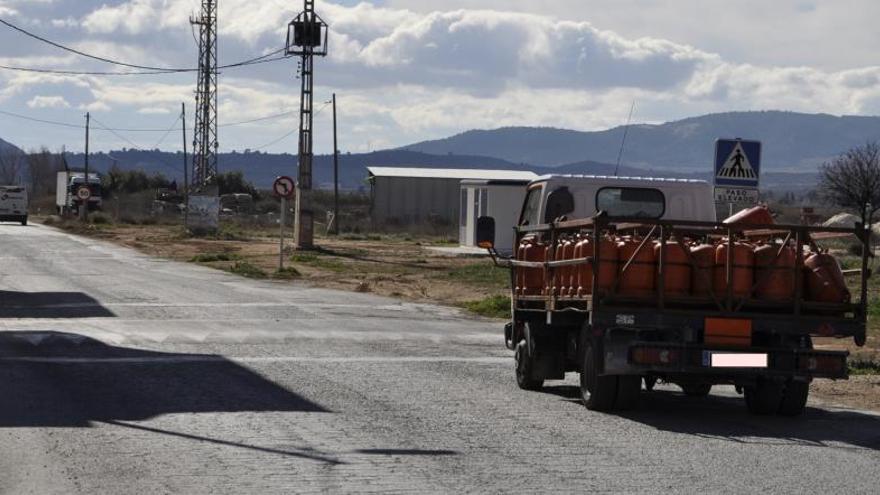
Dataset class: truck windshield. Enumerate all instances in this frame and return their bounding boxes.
[596,187,665,218]
[519,185,543,226]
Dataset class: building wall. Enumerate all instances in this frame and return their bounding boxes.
[371,176,462,227]
[460,184,528,254]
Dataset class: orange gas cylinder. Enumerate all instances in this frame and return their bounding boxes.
[690,243,716,294]
[552,238,574,295]
[754,242,796,301]
[804,252,851,303]
[654,240,691,297]
[723,205,774,226]
[617,236,656,296]
[515,239,529,295]
[561,236,577,296]
[714,241,755,299]
[576,235,619,296]
[521,239,546,296]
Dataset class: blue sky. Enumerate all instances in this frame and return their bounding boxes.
[1,0,879,154]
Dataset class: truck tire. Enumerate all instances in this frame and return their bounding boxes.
[20,217,27,226]
[680,383,712,397]
[580,344,618,411]
[515,340,543,390]
[777,380,809,416]
[744,378,783,415]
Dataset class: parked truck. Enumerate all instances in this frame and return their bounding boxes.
[57,171,102,215]
[477,175,869,416]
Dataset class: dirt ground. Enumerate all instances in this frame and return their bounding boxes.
[43,218,880,412]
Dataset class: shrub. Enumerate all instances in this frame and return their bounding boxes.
[228,261,267,279]
[273,266,301,279]
[190,252,240,263]
[461,295,510,319]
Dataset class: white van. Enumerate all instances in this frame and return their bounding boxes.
[0,185,28,225]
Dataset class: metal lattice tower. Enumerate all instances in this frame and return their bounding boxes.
[190,0,219,189]
[286,0,328,248]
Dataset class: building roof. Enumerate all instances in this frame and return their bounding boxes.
[536,174,708,184]
[367,167,538,181]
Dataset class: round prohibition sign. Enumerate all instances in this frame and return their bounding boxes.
[273,176,296,199]
[76,185,92,201]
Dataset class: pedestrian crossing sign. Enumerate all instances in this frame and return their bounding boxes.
[714,138,761,187]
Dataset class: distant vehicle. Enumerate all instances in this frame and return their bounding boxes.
[56,171,102,215]
[0,185,28,225]
[219,193,254,215]
[478,174,868,416]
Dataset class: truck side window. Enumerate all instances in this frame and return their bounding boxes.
[544,187,574,223]
[596,187,665,218]
[519,186,542,226]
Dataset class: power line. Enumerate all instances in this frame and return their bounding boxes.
[0,107,297,132]
[90,115,187,175]
[0,17,289,74]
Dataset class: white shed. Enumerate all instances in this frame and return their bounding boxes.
[367,167,537,231]
[459,179,532,254]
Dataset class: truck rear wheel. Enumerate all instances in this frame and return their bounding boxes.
[514,340,543,391]
[744,378,783,415]
[777,380,809,416]
[580,345,618,411]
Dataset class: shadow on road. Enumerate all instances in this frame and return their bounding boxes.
[0,331,328,428]
[540,384,880,452]
[0,291,115,318]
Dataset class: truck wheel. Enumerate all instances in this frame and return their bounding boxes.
[515,340,543,391]
[777,380,809,416]
[744,378,783,415]
[20,217,27,226]
[680,383,712,397]
[580,345,618,411]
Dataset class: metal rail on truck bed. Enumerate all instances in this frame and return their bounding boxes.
[494,215,870,347]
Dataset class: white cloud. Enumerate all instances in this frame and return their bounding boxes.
[26,95,70,109]
[78,100,112,112]
[137,106,172,115]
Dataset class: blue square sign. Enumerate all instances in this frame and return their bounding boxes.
[714,138,761,188]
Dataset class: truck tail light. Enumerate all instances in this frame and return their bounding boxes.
[631,346,681,366]
[798,354,845,374]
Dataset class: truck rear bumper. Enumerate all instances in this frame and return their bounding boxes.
[604,341,848,380]
[0,214,26,222]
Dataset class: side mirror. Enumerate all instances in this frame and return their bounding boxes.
[476,216,496,249]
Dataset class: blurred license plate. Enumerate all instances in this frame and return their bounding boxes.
[704,352,767,368]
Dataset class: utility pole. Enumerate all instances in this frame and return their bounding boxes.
[190,0,219,190]
[81,112,90,222]
[286,0,328,249]
[332,92,339,235]
[182,102,189,226]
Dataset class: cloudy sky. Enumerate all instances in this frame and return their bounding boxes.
[0,0,879,155]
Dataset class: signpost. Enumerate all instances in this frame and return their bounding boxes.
[76,185,91,221]
[274,176,296,270]
[714,138,761,216]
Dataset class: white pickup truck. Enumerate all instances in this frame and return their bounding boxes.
[0,185,28,225]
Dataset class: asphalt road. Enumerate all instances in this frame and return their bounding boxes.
[1,223,879,494]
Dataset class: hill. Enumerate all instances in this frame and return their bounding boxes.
[58,149,543,190]
[401,111,880,171]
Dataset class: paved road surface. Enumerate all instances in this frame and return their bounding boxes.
[1,224,879,494]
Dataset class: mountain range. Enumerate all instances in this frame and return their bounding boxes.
[4,110,874,190]
[402,111,880,172]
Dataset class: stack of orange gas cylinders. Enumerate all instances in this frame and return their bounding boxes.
[513,206,851,304]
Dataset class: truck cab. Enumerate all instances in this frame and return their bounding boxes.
[517,175,714,231]
[477,174,868,416]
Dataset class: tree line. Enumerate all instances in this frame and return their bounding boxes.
[0,146,260,199]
